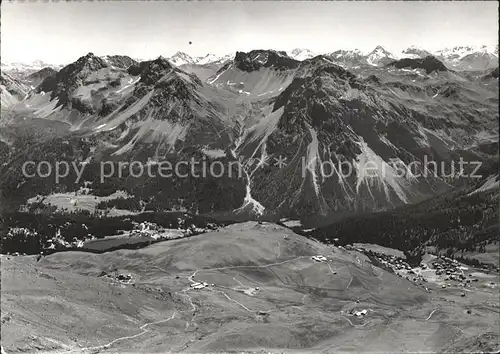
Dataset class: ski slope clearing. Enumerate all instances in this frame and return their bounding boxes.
[2,222,498,353]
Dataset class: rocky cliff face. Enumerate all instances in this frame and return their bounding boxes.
[388,56,449,74]
[37,53,109,107]
[234,50,300,72]
[102,55,138,69]
[1,73,31,110]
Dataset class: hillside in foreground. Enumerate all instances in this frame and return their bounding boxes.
[1,222,499,353]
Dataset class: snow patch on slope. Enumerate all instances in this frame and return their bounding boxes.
[354,137,411,204]
[305,125,322,196]
[468,174,499,196]
[366,46,396,66]
[242,107,284,156]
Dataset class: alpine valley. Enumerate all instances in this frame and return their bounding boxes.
[1,46,498,221]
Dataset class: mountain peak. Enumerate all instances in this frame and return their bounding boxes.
[434,45,498,70]
[173,51,190,57]
[128,56,178,78]
[402,45,424,52]
[366,46,396,66]
[73,52,108,71]
[153,55,172,65]
[194,53,219,65]
[234,50,299,72]
[134,56,203,90]
[297,55,338,73]
[291,48,308,55]
[370,45,391,55]
[27,67,57,79]
[288,48,316,61]
[401,46,432,59]
[329,49,364,59]
[452,45,475,51]
[101,55,138,69]
[389,55,448,74]
[168,52,194,66]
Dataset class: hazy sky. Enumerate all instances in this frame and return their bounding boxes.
[1,1,498,64]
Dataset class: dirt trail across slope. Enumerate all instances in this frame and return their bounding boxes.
[2,222,499,353]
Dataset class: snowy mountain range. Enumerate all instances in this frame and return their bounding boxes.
[287,48,316,61]
[167,51,235,66]
[327,45,498,70]
[1,60,62,71]
[434,45,497,60]
[2,45,497,76]
[399,46,433,59]
[365,45,397,66]
[433,45,499,70]
[1,46,497,221]
[1,60,64,79]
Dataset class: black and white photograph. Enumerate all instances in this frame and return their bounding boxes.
[0,0,499,352]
